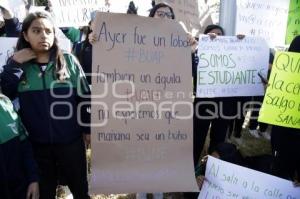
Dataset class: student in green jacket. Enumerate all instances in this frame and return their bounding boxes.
[0,93,39,199]
[0,11,91,199]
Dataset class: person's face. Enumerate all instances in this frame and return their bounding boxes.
[154,7,173,20]
[208,28,223,36]
[23,18,55,53]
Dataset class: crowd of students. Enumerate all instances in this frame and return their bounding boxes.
[0,1,299,199]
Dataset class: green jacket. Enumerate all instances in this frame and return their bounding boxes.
[1,53,91,144]
[0,95,26,144]
[0,94,38,191]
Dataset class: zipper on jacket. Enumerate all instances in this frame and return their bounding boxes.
[39,65,54,143]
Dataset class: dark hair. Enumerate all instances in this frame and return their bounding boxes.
[149,3,175,19]
[204,24,225,35]
[0,24,5,36]
[16,12,69,81]
[78,22,92,65]
[152,0,155,7]
[210,143,243,165]
[288,35,300,53]
[127,1,138,14]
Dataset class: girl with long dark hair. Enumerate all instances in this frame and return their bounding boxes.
[0,11,91,199]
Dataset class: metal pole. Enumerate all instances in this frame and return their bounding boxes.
[219,0,236,36]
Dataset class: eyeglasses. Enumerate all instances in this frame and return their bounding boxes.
[155,10,173,19]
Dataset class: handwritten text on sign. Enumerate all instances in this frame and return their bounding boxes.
[259,52,300,129]
[235,0,290,47]
[91,12,198,194]
[0,38,17,73]
[50,0,108,27]
[199,156,300,199]
[196,36,269,98]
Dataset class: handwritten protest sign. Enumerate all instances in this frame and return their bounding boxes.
[90,12,198,193]
[235,0,290,47]
[0,38,17,73]
[199,156,300,199]
[49,0,108,27]
[258,52,300,129]
[196,36,269,98]
[155,0,200,35]
[0,0,27,22]
[285,0,300,44]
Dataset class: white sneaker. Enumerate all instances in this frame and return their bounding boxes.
[248,129,260,138]
[260,131,271,140]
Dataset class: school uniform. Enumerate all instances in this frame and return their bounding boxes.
[0,95,38,199]
[1,53,91,199]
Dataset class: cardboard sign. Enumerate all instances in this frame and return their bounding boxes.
[0,37,17,73]
[235,0,290,47]
[199,156,300,199]
[91,12,198,194]
[285,0,300,44]
[196,36,269,98]
[259,52,300,129]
